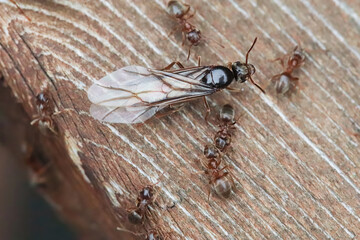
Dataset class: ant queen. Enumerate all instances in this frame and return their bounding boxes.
[166,0,223,59]
[270,44,306,95]
[87,38,264,124]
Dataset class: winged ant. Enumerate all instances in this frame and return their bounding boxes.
[87,38,264,124]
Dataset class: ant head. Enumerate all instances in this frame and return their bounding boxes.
[36,92,49,105]
[231,37,257,83]
[289,45,306,69]
[139,186,154,200]
[231,62,255,83]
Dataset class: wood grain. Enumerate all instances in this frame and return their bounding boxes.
[0,0,359,239]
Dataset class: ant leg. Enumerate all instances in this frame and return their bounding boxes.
[30,117,40,126]
[202,96,210,122]
[270,56,286,69]
[227,62,232,69]
[161,61,185,71]
[168,24,182,37]
[10,0,31,22]
[182,32,186,46]
[155,200,176,210]
[270,74,282,83]
[207,184,212,202]
[52,108,75,116]
[182,4,191,16]
[156,103,185,120]
[187,44,194,60]
[184,8,196,20]
[197,56,201,66]
[249,76,266,94]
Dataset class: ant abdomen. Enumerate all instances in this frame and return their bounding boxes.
[214,177,232,198]
[128,210,143,225]
[167,0,189,18]
[220,104,235,123]
[274,73,292,94]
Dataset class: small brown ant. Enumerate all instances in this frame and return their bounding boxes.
[127,177,175,225]
[10,0,31,21]
[31,92,57,134]
[30,91,73,134]
[166,0,223,59]
[270,45,306,95]
[200,154,235,200]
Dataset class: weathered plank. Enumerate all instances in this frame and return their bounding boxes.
[0,0,359,239]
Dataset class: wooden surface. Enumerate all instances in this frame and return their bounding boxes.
[1,0,360,239]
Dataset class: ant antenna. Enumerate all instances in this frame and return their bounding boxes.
[249,75,265,94]
[10,0,31,22]
[245,37,265,93]
[245,37,257,65]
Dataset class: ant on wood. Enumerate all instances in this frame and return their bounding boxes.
[117,227,172,240]
[127,175,175,225]
[214,104,237,152]
[270,44,306,95]
[201,146,236,200]
[166,0,223,59]
[31,91,73,135]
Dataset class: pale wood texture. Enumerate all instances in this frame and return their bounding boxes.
[1,0,360,239]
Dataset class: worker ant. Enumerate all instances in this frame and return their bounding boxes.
[199,153,235,199]
[31,91,73,135]
[127,176,175,225]
[270,44,306,95]
[117,227,172,240]
[214,104,237,152]
[166,0,223,59]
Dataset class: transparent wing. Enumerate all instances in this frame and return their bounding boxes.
[87,65,215,124]
[89,104,165,124]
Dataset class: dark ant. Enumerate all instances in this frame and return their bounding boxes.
[127,177,175,225]
[270,45,306,95]
[166,0,223,60]
[214,104,237,152]
[117,227,172,240]
[10,0,31,21]
[30,91,72,134]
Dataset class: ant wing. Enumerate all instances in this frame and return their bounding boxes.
[87,65,215,124]
[89,104,165,124]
